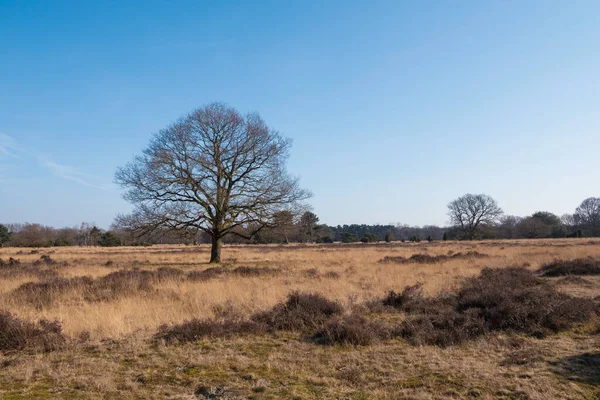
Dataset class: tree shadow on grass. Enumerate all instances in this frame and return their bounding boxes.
[550,352,600,387]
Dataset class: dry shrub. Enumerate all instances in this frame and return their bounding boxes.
[0,257,21,267]
[538,258,600,277]
[153,319,266,345]
[0,257,59,280]
[313,314,391,346]
[456,267,596,334]
[555,276,593,286]
[400,309,487,347]
[252,291,343,333]
[11,268,183,307]
[153,267,186,281]
[395,267,598,347]
[33,255,67,267]
[0,311,66,352]
[383,283,456,315]
[88,269,155,301]
[231,266,279,277]
[187,267,227,281]
[303,268,319,278]
[380,251,487,264]
[303,269,340,280]
[13,276,94,309]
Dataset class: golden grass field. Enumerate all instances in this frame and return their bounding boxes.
[0,239,599,399]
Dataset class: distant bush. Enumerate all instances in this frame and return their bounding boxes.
[187,267,227,281]
[537,258,600,277]
[361,232,379,243]
[380,251,487,264]
[0,311,66,352]
[252,291,343,333]
[231,266,280,277]
[384,230,394,243]
[98,231,121,247]
[340,232,359,243]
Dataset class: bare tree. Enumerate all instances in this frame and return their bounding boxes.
[574,197,600,236]
[115,103,311,263]
[447,194,503,240]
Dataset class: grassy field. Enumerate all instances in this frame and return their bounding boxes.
[0,240,599,399]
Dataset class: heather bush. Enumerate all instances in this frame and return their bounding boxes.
[0,311,66,352]
[537,258,600,277]
[153,319,266,345]
[313,314,391,346]
[252,292,343,333]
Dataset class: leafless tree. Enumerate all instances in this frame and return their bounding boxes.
[447,193,503,240]
[115,103,311,263]
[574,197,600,236]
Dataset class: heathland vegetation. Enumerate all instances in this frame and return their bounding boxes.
[0,241,599,399]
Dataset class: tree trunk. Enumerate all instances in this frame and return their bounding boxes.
[210,237,222,263]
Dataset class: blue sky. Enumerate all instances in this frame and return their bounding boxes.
[1,0,599,229]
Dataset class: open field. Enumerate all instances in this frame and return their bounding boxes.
[1,240,599,399]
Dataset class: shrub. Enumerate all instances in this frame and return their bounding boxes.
[12,268,172,307]
[383,284,456,315]
[13,276,94,309]
[399,309,487,347]
[390,267,598,347]
[380,251,487,264]
[98,231,121,247]
[0,311,66,352]
[340,232,359,243]
[252,292,343,333]
[361,232,379,243]
[313,314,391,346]
[232,266,279,277]
[187,267,227,281]
[537,258,600,277]
[384,230,394,243]
[456,267,597,335]
[153,319,266,345]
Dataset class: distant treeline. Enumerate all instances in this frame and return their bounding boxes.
[1,199,599,248]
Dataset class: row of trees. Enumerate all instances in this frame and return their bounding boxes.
[3,195,597,248]
[0,223,122,248]
[446,194,600,240]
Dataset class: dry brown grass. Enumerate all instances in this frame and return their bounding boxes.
[0,239,599,399]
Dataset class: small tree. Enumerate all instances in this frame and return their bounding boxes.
[447,194,503,240]
[299,211,319,243]
[98,232,121,247]
[384,230,394,243]
[426,235,433,242]
[574,197,600,237]
[340,232,359,243]
[361,232,379,243]
[442,232,448,241]
[0,224,11,247]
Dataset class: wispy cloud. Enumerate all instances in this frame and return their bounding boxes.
[0,133,109,190]
[0,133,22,158]
[42,161,109,190]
